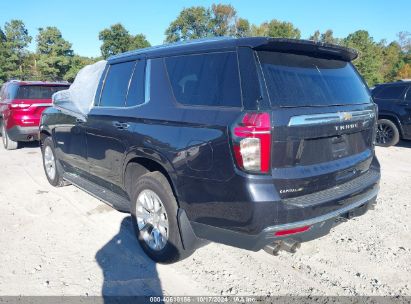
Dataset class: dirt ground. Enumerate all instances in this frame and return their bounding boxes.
[0,141,410,296]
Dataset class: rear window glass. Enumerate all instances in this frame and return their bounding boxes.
[15,85,69,99]
[258,51,371,107]
[373,85,407,100]
[165,52,241,107]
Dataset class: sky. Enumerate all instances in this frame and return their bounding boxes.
[1,0,410,58]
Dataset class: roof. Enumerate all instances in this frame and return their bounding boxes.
[108,37,358,63]
[6,80,70,86]
[374,80,411,87]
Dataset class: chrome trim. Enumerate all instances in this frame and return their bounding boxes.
[288,110,375,127]
[263,185,379,234]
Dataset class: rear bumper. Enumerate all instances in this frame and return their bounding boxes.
[7,126,39,141]
[184,185,378,251]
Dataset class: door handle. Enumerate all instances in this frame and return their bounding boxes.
[112,121,130,130]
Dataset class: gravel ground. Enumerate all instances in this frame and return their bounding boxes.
[0,141,410,296]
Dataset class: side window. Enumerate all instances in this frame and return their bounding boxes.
[405,87,411,101]
[126,60,145,107]
[165,52,241,107]
[99,61,136,107]
[374,85,407,100]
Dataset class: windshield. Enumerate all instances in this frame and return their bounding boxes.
[257,51,371,107]
[14,85,69,100]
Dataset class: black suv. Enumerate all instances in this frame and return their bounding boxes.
[40,38,380,263]
[372,81,411,146]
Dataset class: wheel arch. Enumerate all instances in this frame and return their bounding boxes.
[378,113,404,138]
[123,152,179,206]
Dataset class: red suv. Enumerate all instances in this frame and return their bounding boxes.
[0,80,70,150]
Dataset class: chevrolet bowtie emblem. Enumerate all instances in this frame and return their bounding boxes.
[341,112,353,121]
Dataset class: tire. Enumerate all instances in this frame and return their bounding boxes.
[1,124,18,150]
[376,119,400,147]
[130,171,187,264]
[41,137,67,187]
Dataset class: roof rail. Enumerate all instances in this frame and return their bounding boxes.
[108,36,234,60]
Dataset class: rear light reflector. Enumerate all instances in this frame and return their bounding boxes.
[232,112,271,174]
[274,226,311,236]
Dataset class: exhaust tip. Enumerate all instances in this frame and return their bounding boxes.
[281,240,301,254]
[264,242,281,256]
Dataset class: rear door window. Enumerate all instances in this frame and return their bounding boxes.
[165,52,241,107]
[100,61,136,107]
[373,85,407,100]
[258,51,371,107]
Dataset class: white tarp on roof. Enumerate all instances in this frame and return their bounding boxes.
[52,60,107,115]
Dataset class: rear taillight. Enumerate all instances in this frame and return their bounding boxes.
[274,225,311,237]
[231,112,271,174]
[10,103,30,109]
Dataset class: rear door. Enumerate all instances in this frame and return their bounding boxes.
[257,51,377,199]
[85,58,147,195]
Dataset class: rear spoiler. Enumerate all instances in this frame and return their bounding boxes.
[253,38,358,62]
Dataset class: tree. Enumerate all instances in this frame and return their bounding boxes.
[99,23,150,58]
[309,30,321,42]
[165,7,211,43]
[380,41,402,82]
[36,27,73,80]
[397,64,411,79]
[165,5,251,42]
[251,19,301,39]
[235,18,251,37]
[0,27,7,83]
[209,4,237,36]
[3,20,32,79]
[129,34,151,50]
[343,30,384,86]
[310,30,339,44]
[64,55,97,82]
[397,31,411,53]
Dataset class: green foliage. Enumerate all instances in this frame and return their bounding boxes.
[210,4,237,36]
[165,6,212,42]
[342,30,384,86]
[235,18,251,37]
[99,23,150,59]
[252,19,301,39]
[3,20,32,80]
[64,56,98,82]
[0,27,7,83]
[36,27,73,80]
[165,4,250,42]
[310,29,339,44]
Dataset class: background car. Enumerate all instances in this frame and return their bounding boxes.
[371,80,411,147]
[0,80,70,150]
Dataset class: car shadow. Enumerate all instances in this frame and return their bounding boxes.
[18,141,40,149]
[397,140,411,148]
[95,217,163,300]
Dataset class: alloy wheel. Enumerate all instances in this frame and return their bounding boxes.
[376,122,395,145]
[44,146,56,180]
[135,189,169,251]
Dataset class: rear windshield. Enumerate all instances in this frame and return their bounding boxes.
[258,51,371,107]
[14,85,69,100]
